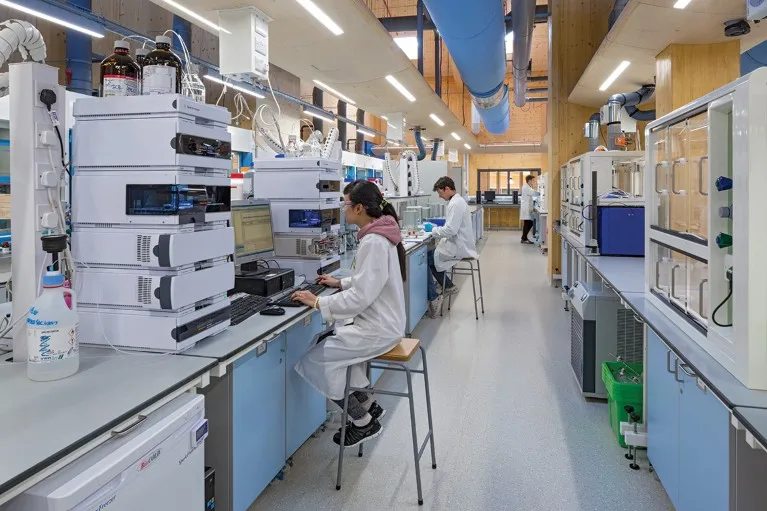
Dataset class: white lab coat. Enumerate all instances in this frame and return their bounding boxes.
[432,194,478,272]
[520,183,535,221]
[295,233,406,400]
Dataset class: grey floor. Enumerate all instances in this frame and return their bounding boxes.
[250,231,673,511]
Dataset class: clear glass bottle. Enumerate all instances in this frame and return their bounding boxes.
[99,40,141,97]
[141,35,182,95]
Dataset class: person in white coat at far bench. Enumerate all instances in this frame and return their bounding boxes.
[425,176,478,318]
[520,174,538,244]
[291,179,407,448]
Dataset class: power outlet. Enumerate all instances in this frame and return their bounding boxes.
[36,203,57,231]
[36,162,54,190]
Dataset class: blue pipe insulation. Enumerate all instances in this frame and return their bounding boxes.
[431,139,439,160]
[65,0,92,95]
[413,129,427,161]
[422,0,509,133]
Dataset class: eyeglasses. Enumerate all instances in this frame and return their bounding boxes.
[343,201,354,208]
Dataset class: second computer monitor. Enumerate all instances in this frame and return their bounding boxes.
[231,200,275,266]
[484,190,496,203]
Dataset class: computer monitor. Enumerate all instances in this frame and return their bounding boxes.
[231,200,275,266]
[484,190,496,203]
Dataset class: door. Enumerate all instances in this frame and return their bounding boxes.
[678,364,729,511]
[285,313,327,457]
[647,329,681,509]
[232,334,286,511]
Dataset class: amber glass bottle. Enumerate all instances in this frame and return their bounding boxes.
[141,35,183,95]
[99,40,141,97]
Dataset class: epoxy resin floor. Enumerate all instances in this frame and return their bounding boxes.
[250,231,673,511]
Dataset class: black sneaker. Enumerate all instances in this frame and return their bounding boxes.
[332,419,382,447]
[369,401,386,421]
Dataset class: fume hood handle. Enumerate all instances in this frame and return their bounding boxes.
[654,163,664,194]
[671,264,681,300]
[671,159,683,194]
[699,279,709,319]
[698,156,709,196]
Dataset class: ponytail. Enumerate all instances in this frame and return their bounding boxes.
[344,180,407,282]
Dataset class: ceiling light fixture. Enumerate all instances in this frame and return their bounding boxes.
[313,80,356,105]
[295,0,344,35]
[599,60,631,91]
[394,36,419,60]
[303,107,336,123]
[162,0,231,33]
[381,115,389,120]
[0,0,104,38]
[203,75,266,98]
[429,114,445,127]
[451,132,461,141]
[464,143,472,150]
[385,75,416,102]
[673,0,692,8]
[357,127,376,138]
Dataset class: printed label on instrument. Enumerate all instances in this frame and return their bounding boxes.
[102,75,139,97]
[27,325,79,363]
[142,66,176,95]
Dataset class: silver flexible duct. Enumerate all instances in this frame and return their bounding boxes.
[606,85,655,150]
[0,20,47,97]
[511,0,536,107]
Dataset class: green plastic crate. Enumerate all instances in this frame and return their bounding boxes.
[602,361,643,448]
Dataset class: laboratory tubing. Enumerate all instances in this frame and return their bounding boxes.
[99,40,141,97]
[26,269,79,382]
[142,35,183,95]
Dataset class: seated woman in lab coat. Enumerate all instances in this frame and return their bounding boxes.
[291,180,407,447]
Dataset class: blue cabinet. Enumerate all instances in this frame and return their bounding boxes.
[232,334,286,511]
[285,312,327,457]
[647,329,681,509]
[406,245,429,335]
[646,329,730,510]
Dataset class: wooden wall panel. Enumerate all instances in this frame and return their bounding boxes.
[0,8,67,84]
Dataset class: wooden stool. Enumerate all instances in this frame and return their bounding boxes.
[441,258,485,320]
[336,338,437,506]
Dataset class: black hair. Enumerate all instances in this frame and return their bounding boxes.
[526,174,536,184]
[344,180,407,282]
[433,176,456,192]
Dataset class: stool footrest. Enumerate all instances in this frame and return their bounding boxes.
[418,432,433,461]
[349,386,410,399]
[369,364,425,375]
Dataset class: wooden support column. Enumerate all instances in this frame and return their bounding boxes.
[655,42,741,118]
[547,0,613,281]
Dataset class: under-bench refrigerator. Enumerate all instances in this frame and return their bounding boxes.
[2,393,208,511]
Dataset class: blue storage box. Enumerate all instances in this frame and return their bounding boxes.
[426,218,446,226]
[596,207,645,256]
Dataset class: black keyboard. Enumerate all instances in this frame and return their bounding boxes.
[271,283,327,308]
[230,294,270,325]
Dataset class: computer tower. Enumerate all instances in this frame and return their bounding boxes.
[568,281,643,398]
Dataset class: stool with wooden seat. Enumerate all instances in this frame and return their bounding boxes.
[336,338,436,506]
[441,257,485,320]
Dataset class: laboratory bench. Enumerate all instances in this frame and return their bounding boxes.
[556,228,767,510]
[479,202,521,230]
[0,348,216,505]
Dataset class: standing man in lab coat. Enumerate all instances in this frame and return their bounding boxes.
[520,174,537,244]
[426,176,478,317]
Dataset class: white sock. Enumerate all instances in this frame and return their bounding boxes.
[353,413,372,427]
[361,398,373,411]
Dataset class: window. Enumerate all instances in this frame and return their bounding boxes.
[477,168,541,196]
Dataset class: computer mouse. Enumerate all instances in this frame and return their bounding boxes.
[261,307,286,316]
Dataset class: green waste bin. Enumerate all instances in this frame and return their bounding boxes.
[602,361,643,448]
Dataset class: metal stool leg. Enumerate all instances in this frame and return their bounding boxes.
[447,267,455,311]
[335,367,353,490]
[476,260,485,314]
[420,347,437,470]
[405,366,424,506]
[359,362,372,458]
[440,271,447,316]
[469,262,479,320]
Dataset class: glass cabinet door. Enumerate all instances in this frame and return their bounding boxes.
[686,259,709,327]
[652,130,671,230]
[687,112,709,242]
[669,121,691,235]
[669,249,689,311]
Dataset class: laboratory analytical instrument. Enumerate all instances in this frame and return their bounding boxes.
[569,281,643,398]
[234,267,295,296]
[229,293,271,325]
[272,255,341,278]
[273,232,341,259]
[252,157,342,200]
[645,68,767,390]
[595,206,645,256]
[2,394,208,511]
[73,95,231,171]
[269,201,341,234]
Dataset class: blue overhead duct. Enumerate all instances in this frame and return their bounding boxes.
[421,0,510,134]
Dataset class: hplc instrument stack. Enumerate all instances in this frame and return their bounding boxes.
[252,158,343,278]
[71,95,235,352]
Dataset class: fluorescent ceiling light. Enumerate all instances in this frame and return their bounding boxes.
[381,115,389,120]
[313,80,355,105]
[387,123,397,129]
[0,0,104,38]
[451,132,461,141]
[505,31,513,54]
[357,127,376,138]
[203,75,266,98]
[673,0,692,8]
[599,60,631,91]
[385,75,416,102]
[394,36,419,60]
[162,0,230,33]
[429,114,445,127]
[304,107,336,123]
[464,143,472,150]
[295,0,344,35]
